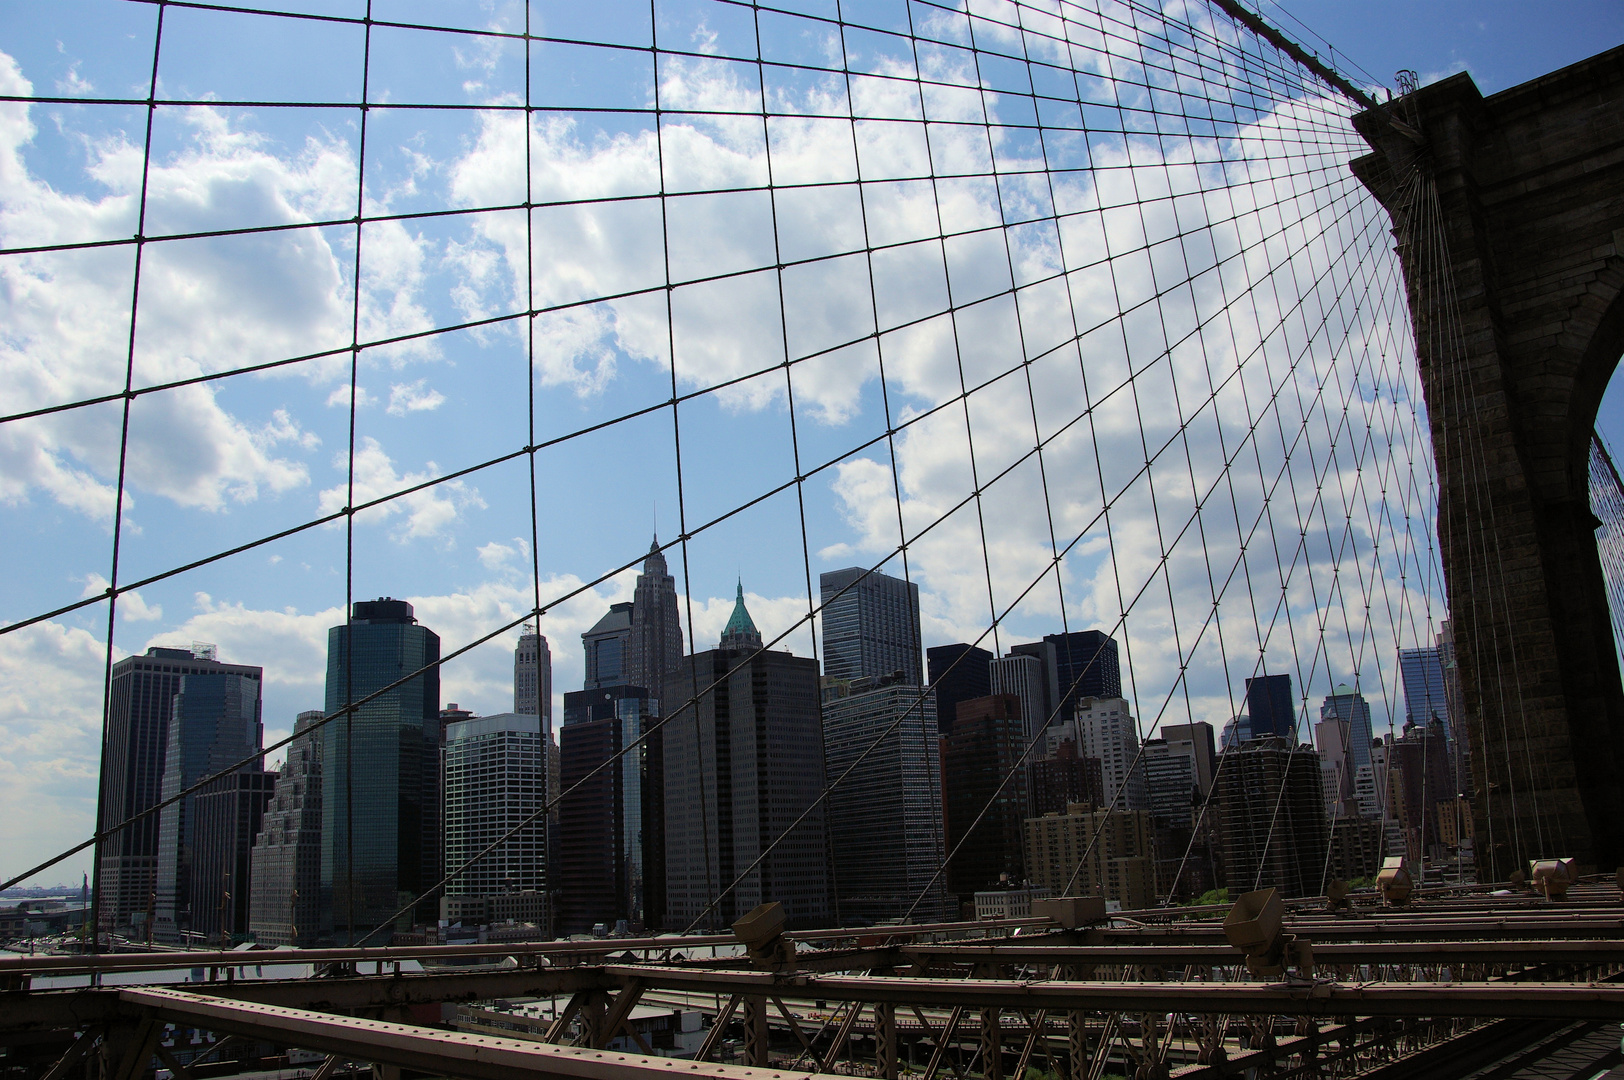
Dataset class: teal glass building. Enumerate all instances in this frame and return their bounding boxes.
[321,598,441,943]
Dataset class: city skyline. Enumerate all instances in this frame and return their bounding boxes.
[72,563,1457,939]
[5,12,1617,1076]
[8,0,1582,885]
[47,558,1414,891]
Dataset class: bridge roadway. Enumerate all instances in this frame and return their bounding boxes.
[6,885,1624,1080]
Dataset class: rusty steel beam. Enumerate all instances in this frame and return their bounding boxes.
[12,904,1622,982]
[4,966,610,1029]
[1088,917,1624,944]
[117,987,832,1080]
[0,917,1050,980]
[0,937,731,978]
[897,939,1624,966]
[594,965,1624,1020]
[8,932,1624,1047]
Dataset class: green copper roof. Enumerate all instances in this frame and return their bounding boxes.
[723,579,757,638]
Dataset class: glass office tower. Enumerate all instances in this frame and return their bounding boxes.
[321,598,441,943]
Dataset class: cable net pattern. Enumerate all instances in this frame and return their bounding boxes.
[0,0,1442,921]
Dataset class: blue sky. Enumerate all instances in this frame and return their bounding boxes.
[0,0,1616,885]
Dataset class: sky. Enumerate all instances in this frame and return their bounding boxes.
[0,0,1618,887]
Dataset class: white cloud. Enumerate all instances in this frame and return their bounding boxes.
[326,385,378,410]
[0,620,112,884]
[0,3,1443,880]
[1419,60,1472,87]
[0,49,442,522]
[477,537,528,571]
[54,62,92,96]
[81,574,163,622]
[318,436,485,541]
[386,379,446,416]
[430,30,1437,741]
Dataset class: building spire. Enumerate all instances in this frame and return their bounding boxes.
[720,578,763,651]
[626,531,683,693]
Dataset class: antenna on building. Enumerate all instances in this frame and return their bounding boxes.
[191,641,217,661]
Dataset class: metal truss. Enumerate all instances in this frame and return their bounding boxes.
[8,888,1624,1080]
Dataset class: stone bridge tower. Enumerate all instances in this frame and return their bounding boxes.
[1352,46,1624,880]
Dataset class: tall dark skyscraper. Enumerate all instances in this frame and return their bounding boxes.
[662,585,829,929]
[557,685,662,933]
[1011,630,1122,727]
[626,537,683,696]
[95,645,263,936]
[821,674,952,924]
[926,643,992,737]
[1246,673,1296,740]
[189,769,277,944]
[582,602,634,689]
[514,627,552,726]
[250,710,324,946]
[941,694,1029,901]
[819,566,923,684]
[1216,736,1328,898]
[152,662,266,942]
[321,598,441,943]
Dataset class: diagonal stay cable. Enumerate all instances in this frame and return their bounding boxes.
[331,159,1393,940]
[3,156,1373,640]
[687,162,1408,930]
[10,104,1390,898]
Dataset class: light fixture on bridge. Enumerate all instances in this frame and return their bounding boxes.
[1223,888,1313,976]
[1324,879,1352,914]
[1376,857,1413,905]
[732,902,796,972]
[1529,859,1575,901]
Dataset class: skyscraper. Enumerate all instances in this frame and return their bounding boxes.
[821,673,952,924]
[514,627,552,727]
[1317,684,1374,817]
[1144,726,1220,899]
[1215,736,1329,898]
[989,652,1046,741]
[1142,740,1197,829]
[626,537,683,696]
[442,712,547,922]
[250,710,324,947]
[819,566,923,684]
[941,694,1029,900]
[662,585,829,929]
[557,685,662,933]
[188,769,277,945]
[1245,673,1296,740]
[1437,621,1466,746]
[1010,630,1122,728]
[1392,717,1454,867]
[1030,737,1105,816]
[926,643,992,737]
[1068,697,1147,811]
[582,603,635,690]
[321,597,441,943]
[95,645,262,936]
[1159,722,1217,796]
[1399,647,1452,732]
[152,662,267,942]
